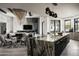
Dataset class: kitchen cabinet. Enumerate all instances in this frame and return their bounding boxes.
[27,33,70,56]
[55,34,70,56]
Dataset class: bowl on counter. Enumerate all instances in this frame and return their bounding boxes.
[58,32,63,36]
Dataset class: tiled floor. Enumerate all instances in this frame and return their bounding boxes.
[61,39,79,56]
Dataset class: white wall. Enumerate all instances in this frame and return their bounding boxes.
[40,16,47,35]
[0,12,13,33]
[13,17,27,32]
[13,16,41,34]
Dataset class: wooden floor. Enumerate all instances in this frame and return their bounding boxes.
[61,39,79,56]
[0,47,27,56]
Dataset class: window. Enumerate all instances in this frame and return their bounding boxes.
[50,20,60,32]
[64,20,71,32]
[74,18,79,32]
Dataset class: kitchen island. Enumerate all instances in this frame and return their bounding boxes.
[27,33,70,56]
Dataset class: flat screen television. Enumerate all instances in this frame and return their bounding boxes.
[23,25,32,30]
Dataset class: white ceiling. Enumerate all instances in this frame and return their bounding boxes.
[0,3,79,18]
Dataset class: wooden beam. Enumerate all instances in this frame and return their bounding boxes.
[52,3,58,6]
[0,9,6,14]
[8,8,14,13]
